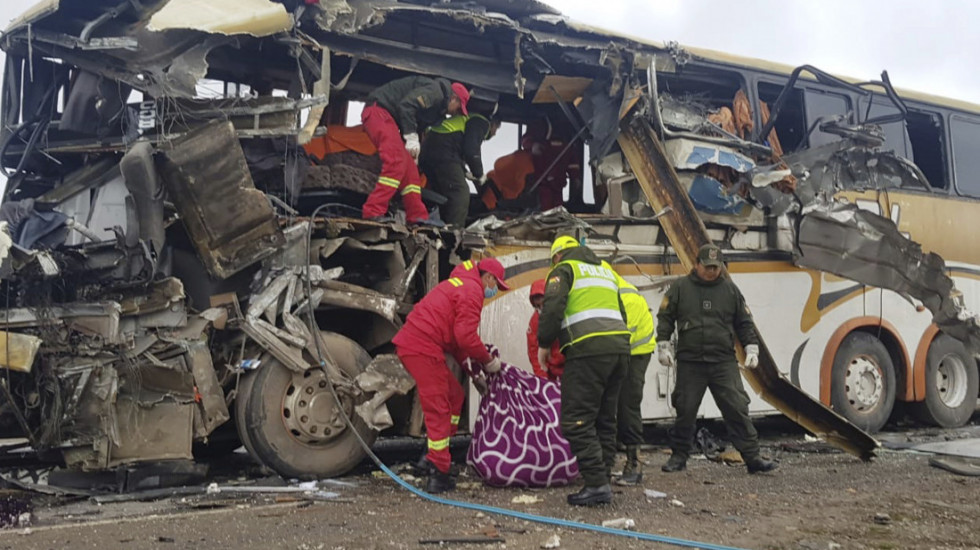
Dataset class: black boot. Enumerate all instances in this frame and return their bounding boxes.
[412,456,437,477]
[746,457,777,474]
[661,454,687,473]
[567,484,612,506]
[425,471,456,494]
[617,446,643,486]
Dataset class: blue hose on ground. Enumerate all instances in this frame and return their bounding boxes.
[376,462,748,550]
[300,210,747,550]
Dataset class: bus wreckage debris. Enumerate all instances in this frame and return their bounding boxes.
[2,0,978,481]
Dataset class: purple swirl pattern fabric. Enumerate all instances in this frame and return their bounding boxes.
[466,362,579,487]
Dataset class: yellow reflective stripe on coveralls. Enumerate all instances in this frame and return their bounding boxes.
[428,437,450,451]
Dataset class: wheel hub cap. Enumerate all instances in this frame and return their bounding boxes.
[936,354,969,407]
[845,355,883,411]
[282,368,351,444]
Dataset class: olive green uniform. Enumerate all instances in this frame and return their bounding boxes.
[608,266,657,448]
[539,246,630,487]
[419,114,492,227]
[656,270,761,461]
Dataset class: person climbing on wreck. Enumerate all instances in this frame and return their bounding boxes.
[360,75,470,226]
[392,258,510,494]
[419,103,500,227]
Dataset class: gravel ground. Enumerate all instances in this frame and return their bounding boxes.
[1,423,979,550]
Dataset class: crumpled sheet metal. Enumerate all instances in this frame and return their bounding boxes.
[148,0,293,36]
[485,207,592,242]
[619,106,879,461]
[354,354,415,431]
[796,201,980,353]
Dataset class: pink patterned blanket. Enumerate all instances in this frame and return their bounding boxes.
[464,352,579,488]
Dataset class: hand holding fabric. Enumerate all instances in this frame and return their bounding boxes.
[483,356,502,374]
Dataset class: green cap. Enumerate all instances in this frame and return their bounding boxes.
[697,244,724,267]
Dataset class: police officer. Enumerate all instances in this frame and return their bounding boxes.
[537,236,630,506]
[607,265,656,485]
[656,243,776,474]
[419,108,499,227]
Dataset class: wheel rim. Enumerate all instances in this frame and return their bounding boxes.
[935,353,969,408]
[845,354,884,412]
[281,368,352,445]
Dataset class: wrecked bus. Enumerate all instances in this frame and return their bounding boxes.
[0,0,973,480]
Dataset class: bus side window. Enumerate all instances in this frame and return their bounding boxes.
[803,89,851,148]
[757,81,805,152]
[950,115,980,197]
[858,98,911,157]
[905,109,947,190]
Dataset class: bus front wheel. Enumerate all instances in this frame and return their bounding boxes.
[235,332,377,479]
[830,332,896,433]
[911,334,979,428]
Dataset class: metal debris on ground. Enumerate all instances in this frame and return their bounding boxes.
[644,489,667,499]
[419,536,506,545]
[511,494,543,504]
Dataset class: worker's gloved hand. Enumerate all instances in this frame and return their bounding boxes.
[537,347,551,369]
[657,342,674,368]
[744,344,760,369]
[483,356,502,375]
[475,174,487,187]
[403,133,421,159]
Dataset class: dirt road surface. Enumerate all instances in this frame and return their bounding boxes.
[2,422,979,550]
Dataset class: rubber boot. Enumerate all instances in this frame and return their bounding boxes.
[661,453,687,473]
[425,471,456,494]
[567,484,612,506]
[617,446,643,486]
[746,457,777,474]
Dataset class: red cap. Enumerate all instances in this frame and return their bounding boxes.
[530,279,546,301]
[478,258,510,290]
[451,82,470,116]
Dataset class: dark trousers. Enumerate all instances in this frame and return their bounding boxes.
[421,160,469,227]
[668,360,760,461]
[617,353,651,447]
[561,353,628,486]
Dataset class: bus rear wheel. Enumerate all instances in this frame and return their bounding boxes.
[830,332,896,433]
[236,331,377,479]
[911,334,979,428]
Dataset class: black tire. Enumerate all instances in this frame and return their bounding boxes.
[237,332,377,479]
[911,334,979,428]
[830,332,896,433]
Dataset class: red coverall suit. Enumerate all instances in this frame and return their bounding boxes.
[526,279,565,380]
[392,267,491,474]
[360,104,429,222]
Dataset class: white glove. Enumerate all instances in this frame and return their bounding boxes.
[744,344,760,369]
[403,133,420,159]
[475,174,487,187]
[658,342,674,367]
[483,356,502,374]
[537,347,551,369]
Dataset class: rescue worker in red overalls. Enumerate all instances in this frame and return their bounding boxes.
[360,76,470,225]
[392,258,510,493]
[526,279,564,380]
